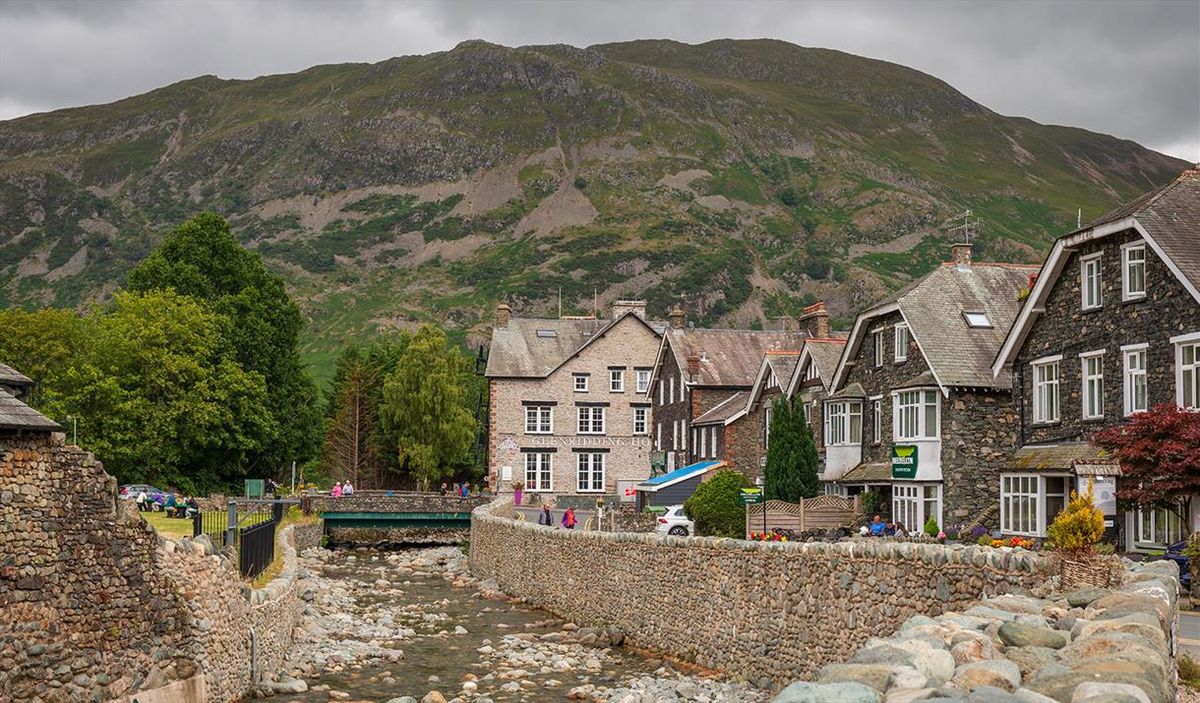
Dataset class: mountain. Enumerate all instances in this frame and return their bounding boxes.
[0,38,1187,380]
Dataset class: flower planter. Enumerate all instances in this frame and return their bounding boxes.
[1059,554,1115,590]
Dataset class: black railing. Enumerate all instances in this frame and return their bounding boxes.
[238,518,277,580]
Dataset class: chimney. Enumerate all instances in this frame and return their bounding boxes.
[951,243,972,269]
[798,301,830,339]
[668,305,686,330]
[611,299,647,320]
[687,355,700,379]
[495,303,511,328]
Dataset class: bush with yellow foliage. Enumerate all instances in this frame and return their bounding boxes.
[1046,479,1105,554]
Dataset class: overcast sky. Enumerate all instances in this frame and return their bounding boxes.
[1,0,1197,160]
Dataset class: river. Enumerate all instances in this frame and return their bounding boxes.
[263,545,768,703]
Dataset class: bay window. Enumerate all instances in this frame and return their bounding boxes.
[524,404,553,434]
[1122,243,1146,300]
[576,452,605,492]
[1000,474,1070,537]
[892,483,940,533]
[1122,344,1147,416]
[1080,351,1105,420]
[1032,358,1060,424]
[825,401,862,445]
[524,451,553,491]
[1081,253,1102,310]
[894,389,939,440]
[577,406,605,434]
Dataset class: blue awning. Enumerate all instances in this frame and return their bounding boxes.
[636,460,724,492]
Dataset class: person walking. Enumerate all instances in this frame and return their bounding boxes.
[332,481,343,498]
[136,490,147,512]
[539,504,553,527]
[562,506,576,530]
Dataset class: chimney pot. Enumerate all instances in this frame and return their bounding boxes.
[798,301,830,339]
[951,243,972,268]
[668,305,686,329]
[496,303,511,328]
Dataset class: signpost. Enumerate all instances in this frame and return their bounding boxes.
[891,445,918,479]
[740,487,765,535]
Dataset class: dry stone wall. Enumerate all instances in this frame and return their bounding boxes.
[308,491,489,514]
[469,498,1053,685]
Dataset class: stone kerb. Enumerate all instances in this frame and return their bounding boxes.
[469,497,1053,685]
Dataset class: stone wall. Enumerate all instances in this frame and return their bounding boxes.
[325,526,469,546]
[308,491,490,514]
[941,388,1020,529]
[0,428,321,703]
[0,431,195,703]
[470,498,1053,685]
[776,558,1180,703]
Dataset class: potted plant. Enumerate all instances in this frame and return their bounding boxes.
[1047,479,1112,589]
[511,481,525,507]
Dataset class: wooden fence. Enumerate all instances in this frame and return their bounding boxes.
[745,495,860,537]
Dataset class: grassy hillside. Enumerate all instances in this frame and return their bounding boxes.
[0,38,1187,382]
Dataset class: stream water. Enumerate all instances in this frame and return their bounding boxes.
[266,546,768,703]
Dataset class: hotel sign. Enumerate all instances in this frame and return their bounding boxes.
[891,445,918,479]
[524,435,651,448]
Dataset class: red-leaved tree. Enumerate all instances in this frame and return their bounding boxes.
[1093,404,1200,518]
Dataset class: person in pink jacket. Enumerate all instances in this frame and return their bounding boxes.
[332,481,343,498]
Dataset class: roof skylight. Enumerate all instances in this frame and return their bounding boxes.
[963,312,991,328]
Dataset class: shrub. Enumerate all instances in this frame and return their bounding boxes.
[923,516,940,538]
[1180,653,1200,689]
[573,177,588,190]
[683,470,750,538]
[1046,479,1105,554]
[858,490,885,519]
[977,535,993,546]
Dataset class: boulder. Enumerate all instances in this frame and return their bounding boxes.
[1013,690,1059,703]
[851,645,916,667]
[1064,588,1109,608]
[950,637,997,667]
[1073,614,1166,652]
[818,664,898,693]
[985,595,1045,615]
[910,646,956,685]
[967,686,1028,703]
[950,660,1021,692]
[998,623,1069,649]
[1003,646,1060,683]
[773,681,882,703]
[1070,682,1151,703]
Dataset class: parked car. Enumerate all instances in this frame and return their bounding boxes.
[119,484,167,504]
[1164,540,1191,590]
[655,505,694,537]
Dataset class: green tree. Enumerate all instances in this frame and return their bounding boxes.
[0,307,90,409]
[379,326,476,487]
[764,397,820,502]
[127,212,321,477]
[684,469,751,537]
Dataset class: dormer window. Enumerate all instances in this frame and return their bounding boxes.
[963,311,991,328]
[1122,243,1146,301]
[1081,253,1102,310]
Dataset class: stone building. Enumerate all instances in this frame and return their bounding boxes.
[646,308,807,477]
[823,246,1036,534]
[784,333,848,461]
[993,166,1200,549]
[484,301,665,508]
[0,362,35,400]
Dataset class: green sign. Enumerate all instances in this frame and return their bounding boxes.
[891,445,918,479]
[650,450,667,476]
[739,487,764,505]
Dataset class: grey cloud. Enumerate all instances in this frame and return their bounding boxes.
[1,0,1196,160]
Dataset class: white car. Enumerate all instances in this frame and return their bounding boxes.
[655,505,694,536]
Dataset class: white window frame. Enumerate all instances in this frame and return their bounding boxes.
[658,379,664,405]
[891,483,941,534]
[1000,473,1071,537]
[872,330,884,367]
[765,405,773,449]
[636,369,651,394]
[699,427,707,458]
[1121,242,1147,301]
[1031,356,1062,424]
[681,420,688,452]
[711,426,717,457]
[802,402,811,425]
[673,419,679,449]
[1081,253,1103,310]
[576,452,606,493]
[1121,343,1148,417]
[1080,350,1105,420]
[573,374,589,393]
[893,389,939,440]
[1174,332,1200,410]
[872,397,882,445]
[1135,503,1187,548]
[524,405,553,434]
[576,406,606,434]
[670,376,675,403]
[824,401,862,446]
[633,406,648,435]
[894,324,909,362]
[656,422,662,450]
[609,369,625,393]
[524,451,553,492]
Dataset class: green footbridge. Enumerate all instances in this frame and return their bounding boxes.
[308,492,490,541]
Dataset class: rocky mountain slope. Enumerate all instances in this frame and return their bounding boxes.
[0,39,1187,379]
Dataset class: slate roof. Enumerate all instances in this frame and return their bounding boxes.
[0,363,33,389]
[485,313,667,378]
[664,329,809,388]
[802,338,848,390]
[838,262,1036,391]
[0,389,60,432]
[831,382,866,399]
[839,462,892,483]
[764,353,801,390]
[692,391,750,426]
[1010,443,1110,471]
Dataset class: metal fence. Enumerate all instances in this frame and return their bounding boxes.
[192,499,294,578]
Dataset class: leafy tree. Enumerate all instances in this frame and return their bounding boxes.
[684,469,751,537]
[127,212,321,477]
[379,325,476,487]
[322,361,378,488]
[1094,403,1200,521]
[764,397,820,502]
[0,307,90,409]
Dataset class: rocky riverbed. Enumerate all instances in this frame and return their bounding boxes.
[255,546,767,703]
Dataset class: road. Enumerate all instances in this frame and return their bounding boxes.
[1181,610,1200,659]
[516,505,599,528]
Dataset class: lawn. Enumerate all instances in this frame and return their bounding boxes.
[140,510,195,539]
